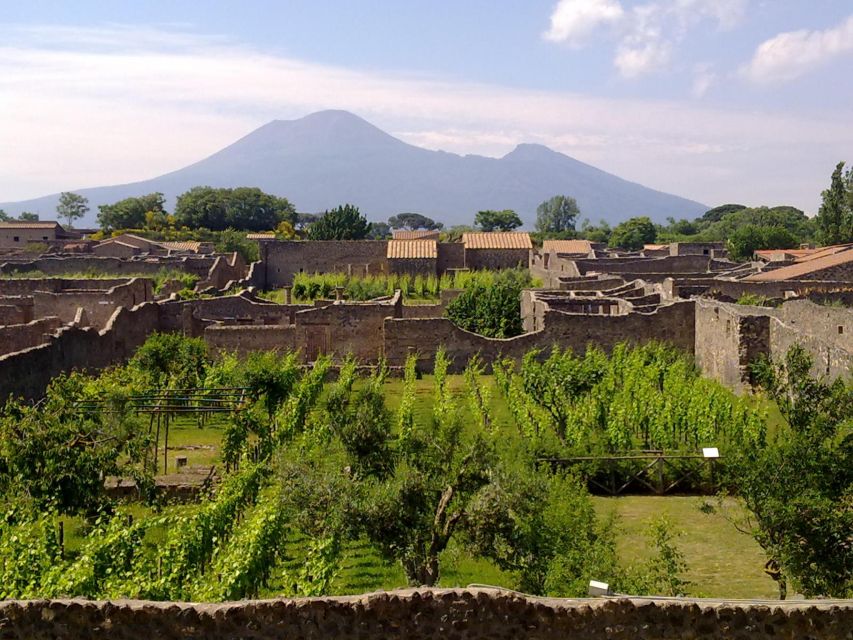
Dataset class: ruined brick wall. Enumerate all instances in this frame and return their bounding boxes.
[0,278,132,296]
[572,255,714,276]
[0,302,162,401]
[0,590,848,640]
[0,255,220,280]
[0,316,63,357]
[261,241,389,288]
[196,253,248,290]
[770,300,852,380]
[708,279,853,300]
[0,297,33,325]
[31,278,154,329]
[464,248,530,270]
[385,301,695,372]
[204,325,297,356]
[694,300,771,392]
[388,257,437,276]
[436,242,465,273]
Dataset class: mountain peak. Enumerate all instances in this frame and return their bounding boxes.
[503,143,560,161]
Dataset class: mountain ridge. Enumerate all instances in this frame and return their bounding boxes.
[0,110,708,227]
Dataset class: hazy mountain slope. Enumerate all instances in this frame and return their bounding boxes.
[1,110,707,227]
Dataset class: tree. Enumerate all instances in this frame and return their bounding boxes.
[608,216,657,250]
[445,272,526,338]
[578,219,611,244]
[535,195,580,234]
[727,225,799,261]
[307,204,371,240]
[475,209,522,232]
[712,346,853,598]
[174,186,296,231]
[0,209,10,222]
[702,203,747,223]
[367,221,392,239]
[387,213,443,230]
[18,212,39,221]
[97,193,167,231]
[56,192,89,228]
[816,161,853,245]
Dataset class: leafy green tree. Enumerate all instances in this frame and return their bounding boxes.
[97,193,166,231]
[18,212,39,221]
[816,161,853,245]
[387,213,443,230]
[307,204,371,240]
[0,209,10,222]
[577,218,611,244]
[367,221,392,239]
[535,195,580,234]
[445,272,525,338]
[702,203,747,223]
[214,229,259,263]
[714,346,853,598]
[475,209,523,232]
[56,192,89,228]
[174,186,295,231]
[609,216,657,250]
[727,225,799,261]
[130,333,209,389]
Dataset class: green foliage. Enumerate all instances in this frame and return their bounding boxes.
[18,212,39,222]
[735,293,777,307]
[388,213,443,230]
[609,216,657,250]
[367,221,392,239]
[56,192,89,228]
[214,228,260,262]
[174,186,296,231]
[0,209,9,222]
[130,333,209,389]
[727,224,799,261]
[702,203,747,223]
[535,195,580,234]
[97,193,166,232]
[577,218,611,244]
[474,209,523,232]
[816,161,853,245]
[307,204,371,240]
[723,346,853,598]
[445,271,527,338]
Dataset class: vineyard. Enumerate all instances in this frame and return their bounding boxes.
[0,335,846,600]
[261,268,539,302]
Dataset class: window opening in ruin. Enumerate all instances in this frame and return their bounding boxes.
[839,325,844,335]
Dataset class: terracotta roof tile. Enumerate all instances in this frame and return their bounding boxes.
[159,241,201,252]
[744,246,853,281]
[0,221,62,230]
[387,239,438,259]
[462,232,532,250]
[246,233,276,240]
[543,239,593,254]
[392,229,440,240]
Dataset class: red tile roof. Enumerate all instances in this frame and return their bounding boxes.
[744,245,853,281]
[543,239,593,254]
[387,239,438,259]
[462,232,532,250]
[392,229,440,240]
[0,221,62,230]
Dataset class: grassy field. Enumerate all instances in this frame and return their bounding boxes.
[129,372,781,599]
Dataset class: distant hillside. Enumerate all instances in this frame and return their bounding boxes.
[1,110,707,227]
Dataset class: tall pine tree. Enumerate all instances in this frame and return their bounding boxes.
[816,162,853,245]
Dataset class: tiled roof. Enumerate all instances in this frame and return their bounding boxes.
[159,241,201,252]
[794,244,849,262]
[392,229,441,240]
[462,232,532,250]
[744,246,853,281]
[0,221,62,230]
[246,233,276,240]
[643,244,668,251]
[543,239,593,254]
[387,239,438,259]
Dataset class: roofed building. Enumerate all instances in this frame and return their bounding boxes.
[0,221,75,249]
[462,232,532,270]
[744,244,853,282]
[392,229,441,240]
[387,239,438,275]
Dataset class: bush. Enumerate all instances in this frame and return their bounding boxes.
[445,275,524,338]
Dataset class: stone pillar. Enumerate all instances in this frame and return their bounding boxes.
[283,285,293,304]
[335,286,345,302]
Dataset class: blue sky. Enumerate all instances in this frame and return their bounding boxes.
[2,0,852,214]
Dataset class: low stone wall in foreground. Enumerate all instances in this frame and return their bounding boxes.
[0,589,850,640]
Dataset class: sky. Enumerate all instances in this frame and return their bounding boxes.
[1,0,852,215]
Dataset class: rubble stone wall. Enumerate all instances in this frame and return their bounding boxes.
[0,590,848,640]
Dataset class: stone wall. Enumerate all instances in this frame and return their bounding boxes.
[436,242,465,273]
[31,278,154,329]
[0,316,63,357]
[465,248,529,270]
[0,302,161,401]
[771,300,852,380]
[0,589,848,640]
[0,277,132,296]
[196,252,248,290]
[573,255,715,277]
[388,257,437,276]
[204,324,297,356]
[261,240,389,288]
[385,301,695,372]
[0,255,221,280]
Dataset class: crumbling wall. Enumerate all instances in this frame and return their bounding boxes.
[261,240,389,288]
[771,300,852,380]
[0,317,63,357]
[204,324,297,356]
[0,589,848,640]
[196,252,248,290]
[31,278,154,329]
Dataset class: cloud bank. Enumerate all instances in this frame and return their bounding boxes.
[0,23,849,213]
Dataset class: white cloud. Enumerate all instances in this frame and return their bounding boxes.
[0,24,849,214]
[545,0,748,78]
[741,14,853,84]
[543,0,624,44]
[691,63,716,97]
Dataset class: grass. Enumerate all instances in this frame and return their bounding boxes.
[0,267,198,294]
[139,372,780,599]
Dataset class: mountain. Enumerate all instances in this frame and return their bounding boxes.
[1,110,707,227]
